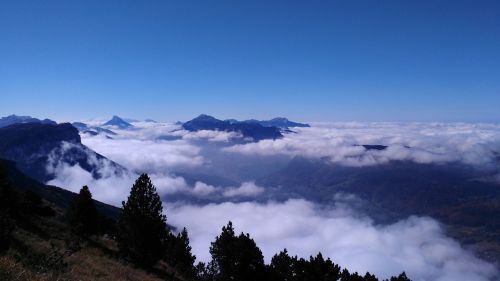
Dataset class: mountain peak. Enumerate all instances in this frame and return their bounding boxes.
[195,114,219,121]
[103,116,133,129]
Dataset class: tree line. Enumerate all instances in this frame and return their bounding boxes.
[1,172,412,281]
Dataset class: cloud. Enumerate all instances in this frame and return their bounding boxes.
[80,123,205,173]
[222,181,264,197]
[189,181,265,198]
[174,129,243,142]
[192,181,218,196]
[83,136,204,172]
[45,140,193,206]
[224,123,500,168]
[45,141,266,205]
[45,121,500,281]
[166,199,498,281]
[46,160,191,207]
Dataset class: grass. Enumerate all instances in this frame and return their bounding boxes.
[0,207,188,281]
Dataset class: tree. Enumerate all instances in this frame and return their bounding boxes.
[117,174,169,266]
[0,169,16,252]
[67,186,100,235]
[209,221,266,281]
[195,261,217,281]
[270,249,296,281]
[307,253,341,281]
[389,272,411,281]
[0,208,13,253]
[165,227,197,279]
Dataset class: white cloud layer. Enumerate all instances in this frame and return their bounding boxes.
[166,199,498,281]
[46,141,266,205]
[43,121,500,281]
[224,122,500,167]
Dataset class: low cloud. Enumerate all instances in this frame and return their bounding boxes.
[190,181,265,198]
[166,199,498,281]
[46,160,190,207]
[222,181,264,197]
[45,141,266,205]
[173,129,243,142]
[44,121,500,281]
[83,136,204,172]
[224,123,500,168]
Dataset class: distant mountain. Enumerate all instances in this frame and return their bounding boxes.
[102,115,133,129]
[182,114,283,141]
[71,121,89,131]
[144,119,157,123]
[0,114,56,128]
[72,122,117,136]
[0,122,125,183]
[360,145,388,151]
[243,117,310,129]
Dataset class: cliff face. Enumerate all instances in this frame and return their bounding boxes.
[0,123,122,183]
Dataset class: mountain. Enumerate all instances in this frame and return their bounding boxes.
[0,122,124,183]
[102,115,133,129]
[72,122,117,136]
[243,117,310,129]
[0,114,56,128]
[71,121,89,131]
[182,114,283,141]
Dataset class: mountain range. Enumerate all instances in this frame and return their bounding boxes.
[0,113,499,264]
[0,114,56,128]
[182,114,300,141]
[239,117,310,129]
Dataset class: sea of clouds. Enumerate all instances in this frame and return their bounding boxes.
[45,120,500,281]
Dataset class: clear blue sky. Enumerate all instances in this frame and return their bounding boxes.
[1,0,499,122]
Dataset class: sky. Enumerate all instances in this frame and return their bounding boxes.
[1,0,499,122]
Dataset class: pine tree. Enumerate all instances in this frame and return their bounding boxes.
[209,221,266,281]
[117,174,168,266]
[165,227,197,279]
[67,186,100,235]
[0,168,16,252]
[0,208,13,253]
[389,272,411,281]
[270,249,296,281]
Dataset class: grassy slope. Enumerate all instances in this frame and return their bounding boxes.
[0,205,189,281]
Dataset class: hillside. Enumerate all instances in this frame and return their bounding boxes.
[0,161,187,281]
[0,123,126,183]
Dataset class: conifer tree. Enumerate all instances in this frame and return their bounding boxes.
[389,272,411,281]
[270,249,296,281]
[165,227,197,279]
[117,174,168,266]
[0,208,13,253]
[0,168,16,252]
[67,186,99,235]
[209,221,265,281]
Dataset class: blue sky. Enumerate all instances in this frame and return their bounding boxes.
[1,0,499,122]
